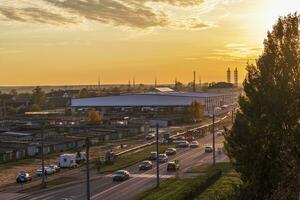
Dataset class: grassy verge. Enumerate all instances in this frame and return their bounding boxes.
[192,162,241,200]
[98,144,171,173]
[133,167,222,200]
[0,159,36,171]
[187,162,233,174]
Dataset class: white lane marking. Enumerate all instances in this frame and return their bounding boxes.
[104,174,174,178]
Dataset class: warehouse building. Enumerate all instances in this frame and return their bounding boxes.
[71,91,235,115]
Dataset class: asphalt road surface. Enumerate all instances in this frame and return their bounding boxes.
[5,133,226,200]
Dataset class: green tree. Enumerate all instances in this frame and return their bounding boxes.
[79,88,90,98]
[9,89,18,96]
[32,86,46,107]
[224,13,300,200]
[189,100,205,120]
[30,104,41,112]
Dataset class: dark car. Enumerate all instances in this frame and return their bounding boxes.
[167,162,180,171]
[16,171,32,183]
[157,154,168,163]
[148,152,157,160]
[178,140,190,148]
[139,160,153,170]
[165,148,177,156]
[113,170,130,181]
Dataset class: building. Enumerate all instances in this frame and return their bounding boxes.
[71,92,234,115]
[234,67,238,87]
[227,67,231,83]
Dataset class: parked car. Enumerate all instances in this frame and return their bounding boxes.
[165,147,177,156]
[36,167,55,176]
[157,154,168,163]
[113,170,130,181]
[16,171,32,183]
[148,152,157,160]
[167,161,180,171]
[205,145,213,153]
[217,147,223,154]
[145,133,155,140]
[139,160,153,170]
[190,141,199,148]
[48,164,60,173]
[216,131,223,137]
[178,140,190,148]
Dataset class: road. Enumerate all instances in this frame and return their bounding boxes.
[6,133,227,200]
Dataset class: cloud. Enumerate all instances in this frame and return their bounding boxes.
[205,43,262,61]
[43,0,168,28]
[0,0,212,29]
[0,6,77,25]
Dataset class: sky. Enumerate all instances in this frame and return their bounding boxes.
[0,0,299,86]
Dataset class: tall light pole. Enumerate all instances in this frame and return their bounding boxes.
[41,122,46,189]
[86,136,90,200]
[156,124,160,188]
[212,107,221,166]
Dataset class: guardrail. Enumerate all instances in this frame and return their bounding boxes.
[114,115,229,157]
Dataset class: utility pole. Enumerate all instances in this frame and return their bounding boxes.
[156,124,160,188]
[193,71,196,92]
[86,136,91,200]
[212,109,216,166]
[41,122,46,188]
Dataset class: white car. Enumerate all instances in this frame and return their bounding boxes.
[178,140,190,148]
[145,133,155,140]
[165,148,177,155]
[48,164,60,173]
[205,146,213,153]
[36,167,55,176]
[216,131,223,136]
[190,141,199,148]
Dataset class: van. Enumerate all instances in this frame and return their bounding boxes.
[59,154,77,168]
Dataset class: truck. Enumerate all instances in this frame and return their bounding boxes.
[59,154,77,168]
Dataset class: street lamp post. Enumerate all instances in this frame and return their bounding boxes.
[86,136,90,200]
[41,122,46,189]
[212,107,221,166]
[156,124,160,188]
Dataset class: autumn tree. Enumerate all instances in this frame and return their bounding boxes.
[224,13,300,200]
[88,108,101,122]
[79,88,90,98]
[189,100,205,120]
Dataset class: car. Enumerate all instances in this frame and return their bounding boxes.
[148,152,157,160]
[190,141,199,148]
[165,147,177,156]
[36,167,55,176]
[178,140,190,148]
[217,147,223,154]
[139,160,153,170]
[157,153,168,163]
[113,170,130,181]
[145,133,155,140]
[167,161,180,171]
[16,171,32,183]
[205,145,213,153]
[48,164,60,173]
[216,131,223,136]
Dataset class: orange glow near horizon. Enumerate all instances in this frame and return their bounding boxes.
[0,0,299,86]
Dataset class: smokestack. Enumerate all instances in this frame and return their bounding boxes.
[193,71,196,92]
[227,68,231,83]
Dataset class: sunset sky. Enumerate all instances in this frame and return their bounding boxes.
[0,0,299,86]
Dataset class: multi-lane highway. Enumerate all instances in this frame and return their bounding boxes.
[7,132,226,200]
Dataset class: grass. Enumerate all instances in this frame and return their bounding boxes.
[0,158,36,171]
[194,175,241,200]
[187,162,233,174]
[192,162,241,200]
[133,165,222,200]
[98,144,172,173]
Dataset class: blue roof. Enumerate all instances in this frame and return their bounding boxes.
[71,92,231,107]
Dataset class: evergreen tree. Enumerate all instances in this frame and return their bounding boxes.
[224,13,300,200]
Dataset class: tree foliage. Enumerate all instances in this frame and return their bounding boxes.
[88,108,101,122]
[32,86,46,107]
[79,88,90,98]
[224,13,300,200]
[189,100,205,120]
